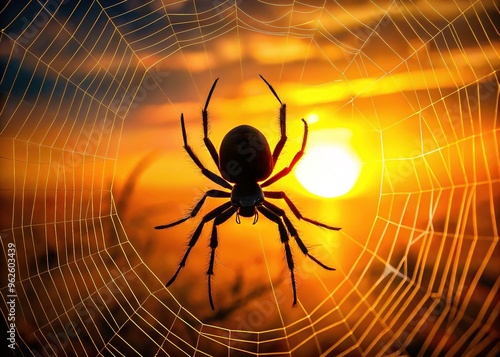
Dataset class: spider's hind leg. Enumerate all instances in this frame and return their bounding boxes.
[262,200,336,271]
[155,189,230,229]
[163,201,232,289]
[257,205,298,306]
[264,191,341,231]
[207,205,237,310]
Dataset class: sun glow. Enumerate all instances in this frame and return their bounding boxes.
[295,129,361,198]
[305,113,320,124]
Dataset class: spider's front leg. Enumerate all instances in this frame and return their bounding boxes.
[202,78,221,167]
[259,75,287,163]
[180,114,232,190]
[261,118,307,188]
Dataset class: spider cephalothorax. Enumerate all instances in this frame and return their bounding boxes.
[156,75,340,309]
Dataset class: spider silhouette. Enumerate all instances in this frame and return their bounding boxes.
[156,75,340,309]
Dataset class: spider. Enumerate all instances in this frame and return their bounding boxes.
[156,75,340,309]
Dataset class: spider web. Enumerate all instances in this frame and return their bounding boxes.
[1,0,499,356]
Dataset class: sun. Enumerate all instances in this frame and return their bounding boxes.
[295,134,361,198]
[305,113,320,124]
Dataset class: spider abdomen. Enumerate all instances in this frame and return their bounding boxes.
[219,125,273,183]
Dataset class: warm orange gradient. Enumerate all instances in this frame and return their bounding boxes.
[1,1,498,356]
[5,0,494,323]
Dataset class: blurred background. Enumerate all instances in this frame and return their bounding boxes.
[1,0,499,355]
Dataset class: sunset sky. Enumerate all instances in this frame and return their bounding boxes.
[2,0,499,291]
[1,1,499,354]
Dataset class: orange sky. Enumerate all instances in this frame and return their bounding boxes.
[1,0,498,322]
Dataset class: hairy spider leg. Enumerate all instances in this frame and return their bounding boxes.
[259,75,287,164]
[180,114,232,190]
[202,78,221,167]
[165,201,232,288]
[207,205,238,310]
[154,189,231,229]
[261,118,308,188]
[263,200,336,270]
[264,190,341,230]
[257,205,298,306]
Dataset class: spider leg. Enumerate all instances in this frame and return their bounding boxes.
[155,189,231,229]
[207,205,238,310]
[264,191,341,231]
[261,118,307,188]
[263,200,335,271]
[257,205,297,306]
[259,75,287,164]
[180,114,232,190]
[202,78,220,167]
[165,201,232,288]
